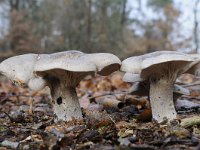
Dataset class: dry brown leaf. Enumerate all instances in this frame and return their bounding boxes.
[97,79,112,92]
[85,110,112,127]
[117,129,133,138]
[110,73,130,89]
[137,109,152,122]
[125,95,148,109]
[87,103,104,111]
[115,121,131,130]
[96,95,124,109]
[79,96,90,109]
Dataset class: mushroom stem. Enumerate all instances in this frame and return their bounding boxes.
[150,79,177,123]
[50,83,82,121]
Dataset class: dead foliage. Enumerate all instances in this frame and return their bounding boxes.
[0,73,200,149]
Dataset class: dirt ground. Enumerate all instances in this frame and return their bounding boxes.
[0,72,200,150]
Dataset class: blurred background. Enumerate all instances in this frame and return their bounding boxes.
[0,0,199,60]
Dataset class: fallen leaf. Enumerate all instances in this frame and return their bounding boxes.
[96,95,124,109]
[115,121,131,130]
[170,127,191,138]
[118,129,133,138]
[176,99,200,110]
[137,109,152,122]
[181,116,200,128]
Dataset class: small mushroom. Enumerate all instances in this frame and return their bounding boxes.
[0,54,46,90]
[121,51,193,122]
[185,54,200,75]
[34,51,121,121]
[123,72,148,96]
[123,72,143,83]
[173,84,190,102]
[0,51,121,121]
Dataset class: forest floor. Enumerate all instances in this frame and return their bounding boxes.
[0,72,200,150]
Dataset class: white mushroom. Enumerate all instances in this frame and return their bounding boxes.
[0,54,46,90]
[34,51,121,121]
[173,84,190,101]
[121,51,193,123]
[0,51,121,121]
[123,72,150,97]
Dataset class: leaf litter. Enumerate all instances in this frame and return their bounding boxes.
[0,73,200,149]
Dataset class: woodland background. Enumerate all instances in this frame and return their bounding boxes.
[1,1,200,149]
[0,0,199,59]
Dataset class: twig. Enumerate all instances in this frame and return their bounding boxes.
[182,95,200,100]
[0,93,44,100]
[2,111,13,121]
[108,114,116,124]
[29,97,33,115]
[182,82,200,88]
[88,91,128,100]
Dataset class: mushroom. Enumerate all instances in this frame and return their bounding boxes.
[123,72,190,101]
[123,73,149,96]
[185,54,200,75]
[0,51,121,121]
[121,51,193,122]
[34,51,121,121]
[173,84,190,101]
[0,54,46,90]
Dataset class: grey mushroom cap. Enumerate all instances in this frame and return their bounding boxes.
[83,53,121,76]
[189,54,200,60]
[121,51,193,78]
[35,51,96,73]
[0,54,46,90]
[34,51,121,81]
[0,54,37,85]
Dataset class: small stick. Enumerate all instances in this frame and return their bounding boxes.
[182,82,200,88]
[88,91,128,100]
[96,96,124,109]
[0,93,44,100]
[28,98,33,115]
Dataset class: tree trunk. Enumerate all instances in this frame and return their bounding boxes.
[86,0,92,51]
[9,0,20,11]
[194,0,200,53]
[121,0,127,26]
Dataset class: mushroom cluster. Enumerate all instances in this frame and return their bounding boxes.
[0,51,121,121]
[0,50,198,123]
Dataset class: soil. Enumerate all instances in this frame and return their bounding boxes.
[0,73,200,150]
